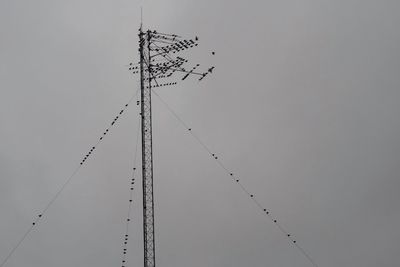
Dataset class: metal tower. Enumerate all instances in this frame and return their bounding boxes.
[133,27,214,267]
[139,28,156,267]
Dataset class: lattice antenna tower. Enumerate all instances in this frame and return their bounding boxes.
[128,27,214,267]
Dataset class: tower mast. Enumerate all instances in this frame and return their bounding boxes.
[135,26,213,267]
[139,28,156,267]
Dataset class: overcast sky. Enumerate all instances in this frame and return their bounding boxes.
[1,1,400,267]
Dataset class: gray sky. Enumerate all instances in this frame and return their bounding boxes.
[1,0,400,266]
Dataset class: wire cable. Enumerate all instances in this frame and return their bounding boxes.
[121,113,141,267]
[152,90,319,267]
[0,89,140,267]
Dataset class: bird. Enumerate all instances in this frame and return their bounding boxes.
[212,51,215,55]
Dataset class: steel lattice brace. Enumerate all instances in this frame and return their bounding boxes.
[139,28,156,267]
